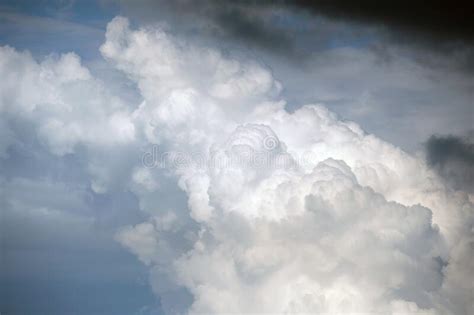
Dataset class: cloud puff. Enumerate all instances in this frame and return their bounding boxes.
[0,45,138,153]
[97,17,473,315]
[0,44,141,193]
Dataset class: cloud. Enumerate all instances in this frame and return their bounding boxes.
[277,43,474,151]
[113,0,474,68]
[96,17,473,314]
[111,1,474,153]
[287,0,474,44]
[174,160,445,313]
[0,44,141,193]
[112,0,298,56]
[426,134,474,194]
[0,42,162,313]
[1,13,472,315]
[0,46,134,156]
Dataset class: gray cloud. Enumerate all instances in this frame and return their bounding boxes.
[426,134,474,193]
[114,0,474,67]
[287,0,474,43]
[113,0,299,57]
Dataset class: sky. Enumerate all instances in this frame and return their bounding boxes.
[0,1,473,315]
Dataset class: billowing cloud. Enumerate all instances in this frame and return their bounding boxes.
[0,44,142,193]
[98,17,472,314]
[0,46,135,155]
[1,14,472,315]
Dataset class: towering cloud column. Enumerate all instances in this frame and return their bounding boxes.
[100,17,473,314]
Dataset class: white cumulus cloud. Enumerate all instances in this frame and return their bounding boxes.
[99,17,472,315]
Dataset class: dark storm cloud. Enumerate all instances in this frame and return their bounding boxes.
[287,0,474,43]
[287,0,474,71]
[116,0,474,70]
[426,134,474,193]
[123,0,474,43]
